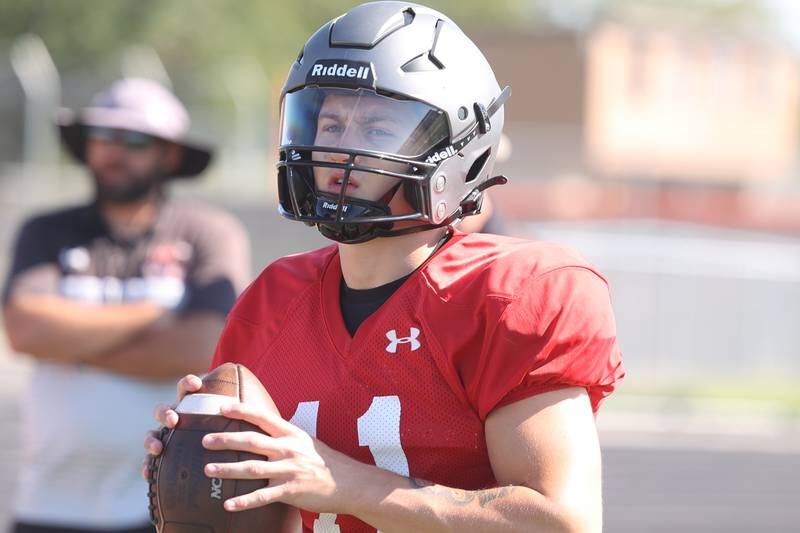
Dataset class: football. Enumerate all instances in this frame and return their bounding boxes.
[148,363,292,533]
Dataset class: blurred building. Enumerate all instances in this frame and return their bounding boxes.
[479,23,800,185]
[478,23,800,233]
[587,23,800,184]
[478,30,586,183]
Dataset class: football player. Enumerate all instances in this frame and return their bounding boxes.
[145,2,624,532]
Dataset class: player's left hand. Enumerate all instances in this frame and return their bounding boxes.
[202,402,365,514]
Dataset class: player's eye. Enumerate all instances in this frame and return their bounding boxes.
[366,127,395,139]
[317,120,344,137]
[323,124,344,134]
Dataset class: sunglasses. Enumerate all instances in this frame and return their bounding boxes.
[87,127,158,150]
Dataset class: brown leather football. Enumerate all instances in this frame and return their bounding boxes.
[148,363,294,533]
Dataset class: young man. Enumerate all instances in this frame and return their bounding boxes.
[146,3,624,532]
[3,78,250,533]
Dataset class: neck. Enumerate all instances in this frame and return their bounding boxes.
[338,227,449,289]
[98,195,161,238]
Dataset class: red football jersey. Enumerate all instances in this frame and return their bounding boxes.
[211,231,624,532]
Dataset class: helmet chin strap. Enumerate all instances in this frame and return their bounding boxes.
[313,192,390,220]
[327,156,403,223]
[313,175,508,244]
[315,178,404,223]
[312,180,417,244]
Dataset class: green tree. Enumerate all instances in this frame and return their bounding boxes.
[0,0,532,78]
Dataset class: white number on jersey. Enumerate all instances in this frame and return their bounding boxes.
[287,395,407,533]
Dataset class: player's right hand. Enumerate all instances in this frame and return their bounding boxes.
[141,374,203,479]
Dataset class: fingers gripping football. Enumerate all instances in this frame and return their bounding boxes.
[204,401,358,515]
[146,364,291,533]
[142,428,167,481]
[142,374,203,479]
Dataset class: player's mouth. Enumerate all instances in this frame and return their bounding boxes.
[327,173,359,193]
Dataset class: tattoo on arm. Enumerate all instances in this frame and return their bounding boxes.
[408,478,516,508]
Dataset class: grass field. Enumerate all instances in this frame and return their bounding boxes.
[612,376,800,415]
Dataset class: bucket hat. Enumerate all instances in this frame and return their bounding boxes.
[57,78,212,178]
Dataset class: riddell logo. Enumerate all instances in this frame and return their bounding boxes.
[323,201,349,212]
[311,63,370,80]
[307,60,375,85]
[210,477,223,500]
[425,145,457,164]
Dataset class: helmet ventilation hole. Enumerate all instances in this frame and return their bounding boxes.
[465,148,491,183]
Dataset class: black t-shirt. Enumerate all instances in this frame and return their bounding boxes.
[2,200,250,317]
[339,274,410,336]
[338,231,452,335]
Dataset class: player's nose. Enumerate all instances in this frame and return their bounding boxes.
[326,150,350,165]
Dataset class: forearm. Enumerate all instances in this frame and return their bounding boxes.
[3,295,163,362]
[347,463,577,533]
[83,312,223,380]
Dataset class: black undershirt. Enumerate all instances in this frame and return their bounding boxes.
[340,274,410,336]
[338,231,453,336]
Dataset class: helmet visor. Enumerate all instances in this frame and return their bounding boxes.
[280,87,449,158]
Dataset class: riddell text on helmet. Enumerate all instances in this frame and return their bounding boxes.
[425,145,457,164]
[310,62,372,80]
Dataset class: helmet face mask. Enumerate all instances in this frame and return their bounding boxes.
[278,87,448,241]
[277,2,510,244]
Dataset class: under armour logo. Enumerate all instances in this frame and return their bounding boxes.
[385,328,421,353]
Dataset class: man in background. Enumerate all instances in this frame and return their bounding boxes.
[2,78,250,533]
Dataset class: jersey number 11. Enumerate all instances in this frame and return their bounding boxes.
[288,395,408,533]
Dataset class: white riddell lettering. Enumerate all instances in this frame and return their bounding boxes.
[210,477,223,500]
[311,62,371,80]
[425,145,457,164]
[323,201,348,212]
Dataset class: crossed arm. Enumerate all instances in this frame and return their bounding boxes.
[146,381,602,532]
[3,294,222,380]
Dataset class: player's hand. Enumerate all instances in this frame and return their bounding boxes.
[202,402,365,514]
[141,374,204,479]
